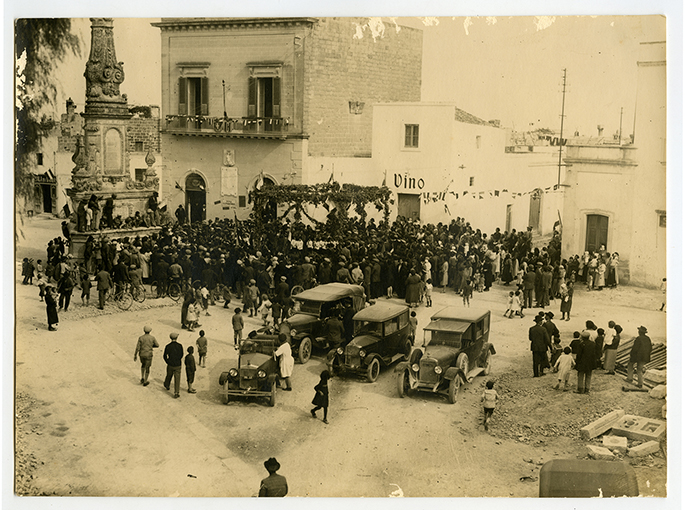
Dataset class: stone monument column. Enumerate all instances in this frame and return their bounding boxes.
[67,18,161,261]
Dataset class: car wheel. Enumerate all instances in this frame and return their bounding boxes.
[448,376,462,404]
[403,339,413,361]
[298,337,312,364]
[269,381,276,407]
[397,370,410,398]
[481,350,492,376]
[456,352,469,374]
[366,358,381,383]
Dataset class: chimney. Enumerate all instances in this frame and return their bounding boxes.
[597,125,604,136]
[66,97,76,115]
[488,119,500,128]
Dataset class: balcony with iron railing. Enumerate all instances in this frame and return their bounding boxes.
[164,114,294,139]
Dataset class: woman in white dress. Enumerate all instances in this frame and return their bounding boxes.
[274,333,294,391]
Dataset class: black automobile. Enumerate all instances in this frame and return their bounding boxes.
[396,307,495,403]
[278,283,366,364]
[219,337,279,406]
[330,302,412,382]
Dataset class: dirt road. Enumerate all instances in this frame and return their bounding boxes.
[14,215,667,498]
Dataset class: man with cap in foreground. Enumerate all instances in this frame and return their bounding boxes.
[529,315,550,377]
[258,457,288,497]
[163,332,184,398]
[134,326,159,386]
[574,331,597,394]
[626,326,652,388]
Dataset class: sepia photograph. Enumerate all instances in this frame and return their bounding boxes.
[9,2,679,507]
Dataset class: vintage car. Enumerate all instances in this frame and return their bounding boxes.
[278,283,366,364]
[396,307,495,404]
[219,337,279,406]
[329,302,412,382]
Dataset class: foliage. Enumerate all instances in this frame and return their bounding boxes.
[15,19,81,201]
[129,105,152,118]
[250,182,391,245]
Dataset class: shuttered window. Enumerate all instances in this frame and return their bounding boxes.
[247,76,281,118]
[178,77,208,116]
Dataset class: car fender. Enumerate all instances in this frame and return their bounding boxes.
[479,343,496,362]
[395,361,410,373]
[363,353,381,367]
[445,366,466,383]
[267,373,278,384]
[219,371,230,386]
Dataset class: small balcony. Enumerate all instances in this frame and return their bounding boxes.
[164,115,293,139]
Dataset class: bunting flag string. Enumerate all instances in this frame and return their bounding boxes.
[413,185,564,204]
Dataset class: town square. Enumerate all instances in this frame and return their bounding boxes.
[10,9,675,505]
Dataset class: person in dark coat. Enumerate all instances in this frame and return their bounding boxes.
[405,270,422,307]
[574,331,596,394]
[529,315,550,377]
[95,266,113,310]
[57,269,75,312]
[45,285,59,331]
[625,326,652,388]
[259,457,288,497]
[311,370,330,424]
[103,194,116,229]
[522,268,536,309]
[163,332,184,398]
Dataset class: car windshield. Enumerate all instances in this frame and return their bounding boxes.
[355,320,382,336]
[424,329,462,347]
[298,300,322,315]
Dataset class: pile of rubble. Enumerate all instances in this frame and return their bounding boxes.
[582,409,666,463]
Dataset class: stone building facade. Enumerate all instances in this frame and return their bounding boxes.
[152,17,422,221]
[561,41,666,287]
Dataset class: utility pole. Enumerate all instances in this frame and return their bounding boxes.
[556,68,567,190]
[619,106,623,145]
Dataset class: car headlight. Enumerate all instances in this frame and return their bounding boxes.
[229,368,238,378]
[337,347,343,355]
[257,370,266,378]
[411,363,420,372]
[359,349,366,358]
[290,329,297,337]
[434,366,443,375]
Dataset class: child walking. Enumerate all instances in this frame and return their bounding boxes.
[196,330,208,368]
[81,273,92,307]
[311,370,330,424]
[504,291,515,318]
[481,380,498,431]
[553,347,575,390]
[463,278,473,307]
[185,345,197,393]
[409,311,418,344]
[257,294,272,327]
[425,279,433,307]
[232,307,244,350]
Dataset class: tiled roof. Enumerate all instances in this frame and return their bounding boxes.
[454,107,491,126]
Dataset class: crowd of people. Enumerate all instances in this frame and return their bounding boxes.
[29,207,628,338]
[528,311,652,393]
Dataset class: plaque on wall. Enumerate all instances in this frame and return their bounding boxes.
[223,149,235,167]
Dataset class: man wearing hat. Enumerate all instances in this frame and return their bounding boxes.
[258,457,288,497]
[134,326,159,386]
[625,326,652,388]
[163,332,184,398]
[529,315,550,377]
[574,331,597,394]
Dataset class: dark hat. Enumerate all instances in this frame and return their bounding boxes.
[533,315,543,323]
[545,312,554,319]
[144,326,152,333]
[170,332,179,340]
[264,457,280,472]
[638,326,648,333]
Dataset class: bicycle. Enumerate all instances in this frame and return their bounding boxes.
[106,285,133,310]
[131,283,146,303]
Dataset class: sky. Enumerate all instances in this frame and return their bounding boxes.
[45,15,666,139]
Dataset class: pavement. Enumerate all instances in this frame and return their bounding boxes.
[12,214,669,500]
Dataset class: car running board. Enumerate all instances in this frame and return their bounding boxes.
[465,367,485,382]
